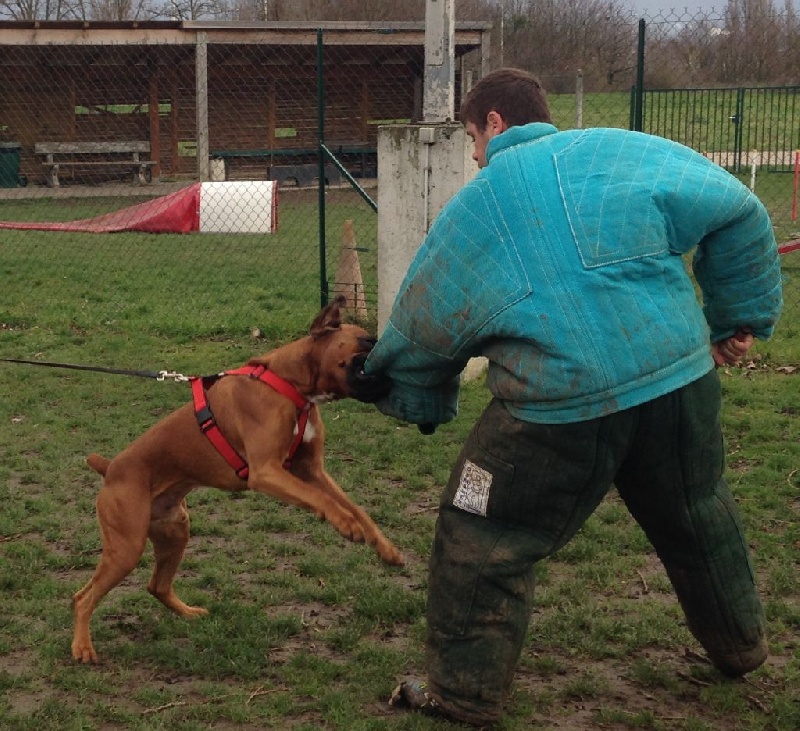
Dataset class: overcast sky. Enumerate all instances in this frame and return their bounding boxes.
[626,0,726,16]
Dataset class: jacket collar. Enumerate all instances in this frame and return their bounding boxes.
[486,122,559,164]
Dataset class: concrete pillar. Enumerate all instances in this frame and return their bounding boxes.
[376,123,477,334]
[423,0,455,122]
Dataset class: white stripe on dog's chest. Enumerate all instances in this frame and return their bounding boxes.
[295,419,317,442]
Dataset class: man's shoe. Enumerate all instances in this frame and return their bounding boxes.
[709,636,768,678]
[388,680,497,727]
[389,680,441,715]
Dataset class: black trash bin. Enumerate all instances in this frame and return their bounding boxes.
[0,142,22,188]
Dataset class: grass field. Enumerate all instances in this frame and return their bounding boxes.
[0,186,380,347]
[0,190,798,729]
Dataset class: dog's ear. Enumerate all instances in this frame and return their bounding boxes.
[310,294,347,338]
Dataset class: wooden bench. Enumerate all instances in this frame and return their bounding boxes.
[35,141,156,187]
[210,146,376,182]
[268,163,342,187]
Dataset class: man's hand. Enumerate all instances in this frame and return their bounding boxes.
[711,329,754,367]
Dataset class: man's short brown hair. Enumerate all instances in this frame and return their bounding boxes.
[460,67,552,130]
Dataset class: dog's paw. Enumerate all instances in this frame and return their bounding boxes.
[72,641,99,664]
[380,545,405,567]
[148,587,209,618]
[326,505,367,543]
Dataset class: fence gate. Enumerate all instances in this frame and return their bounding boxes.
[641,86,800,172]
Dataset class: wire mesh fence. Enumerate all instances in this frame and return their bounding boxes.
[520,7,799,361]
[638,8,800,358]
[0,11,797,364]
[0,23,481,353]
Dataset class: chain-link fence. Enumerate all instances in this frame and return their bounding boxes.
[641,9,799,358]
[0,11,797,363]
[531,8,799,361]
[0,22,486,353]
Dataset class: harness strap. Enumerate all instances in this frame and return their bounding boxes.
[191,376,250,480]
[191,365,313,479]
[226,365,313,469]
[225,364,308,409]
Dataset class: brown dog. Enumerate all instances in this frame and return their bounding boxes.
[72,296,403,664]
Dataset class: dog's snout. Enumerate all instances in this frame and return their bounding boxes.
[346,353,392,403]
[357,336,378,352]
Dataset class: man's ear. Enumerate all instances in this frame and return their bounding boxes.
[486,110,507,134]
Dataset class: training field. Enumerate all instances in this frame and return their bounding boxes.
[0,190,798,730]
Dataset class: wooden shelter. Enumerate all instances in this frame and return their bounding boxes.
[0,20,490,186]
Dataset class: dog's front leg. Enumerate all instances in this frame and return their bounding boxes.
[293,463,404,567]
[247,461,369,543]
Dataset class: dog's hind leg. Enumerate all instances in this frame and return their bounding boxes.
[147,498,208,618]
[72,480,151,663]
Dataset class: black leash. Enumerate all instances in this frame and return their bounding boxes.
[0,357,191,382]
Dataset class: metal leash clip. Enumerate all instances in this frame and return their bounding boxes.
[157,370,191,382]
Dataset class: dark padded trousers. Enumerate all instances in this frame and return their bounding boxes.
[425,370,767,726]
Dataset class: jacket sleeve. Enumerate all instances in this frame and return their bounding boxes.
[666,156,783,342]
[365,178,531,425]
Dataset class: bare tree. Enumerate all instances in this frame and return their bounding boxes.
[0,0,73,19]
[214,0,425,22]
[4,0,800,88]
[80,0,153,20]
[499,0,637,92]
[159,0,222,19]
[716,0,785,82]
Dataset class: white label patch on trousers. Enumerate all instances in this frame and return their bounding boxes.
[452,459,493,516]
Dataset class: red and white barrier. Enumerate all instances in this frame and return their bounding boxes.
[0,181,278,234]
[199,181,277,233]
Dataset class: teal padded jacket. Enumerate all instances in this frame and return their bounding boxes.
[365,123,783,425]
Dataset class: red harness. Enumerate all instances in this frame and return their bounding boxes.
[191,364,313,479]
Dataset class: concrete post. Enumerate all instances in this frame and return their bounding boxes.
[423,0,455,122]
[376,123,477,333]
[374,2,490,383]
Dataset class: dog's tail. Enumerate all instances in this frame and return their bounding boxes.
[86,453,111,476]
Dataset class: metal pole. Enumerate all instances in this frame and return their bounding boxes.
[633,19,645,132]
[319,142,376,211]
[317,29,328,309]
[734,87,745,173]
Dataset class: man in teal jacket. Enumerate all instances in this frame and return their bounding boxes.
[367,68,783,726]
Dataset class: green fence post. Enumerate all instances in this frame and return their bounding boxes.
[633,18,645,132]
[629,86,636,131]
[733,87,745,173]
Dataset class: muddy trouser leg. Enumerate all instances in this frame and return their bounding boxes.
[613,370,767,677]
[425,399,634,725]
